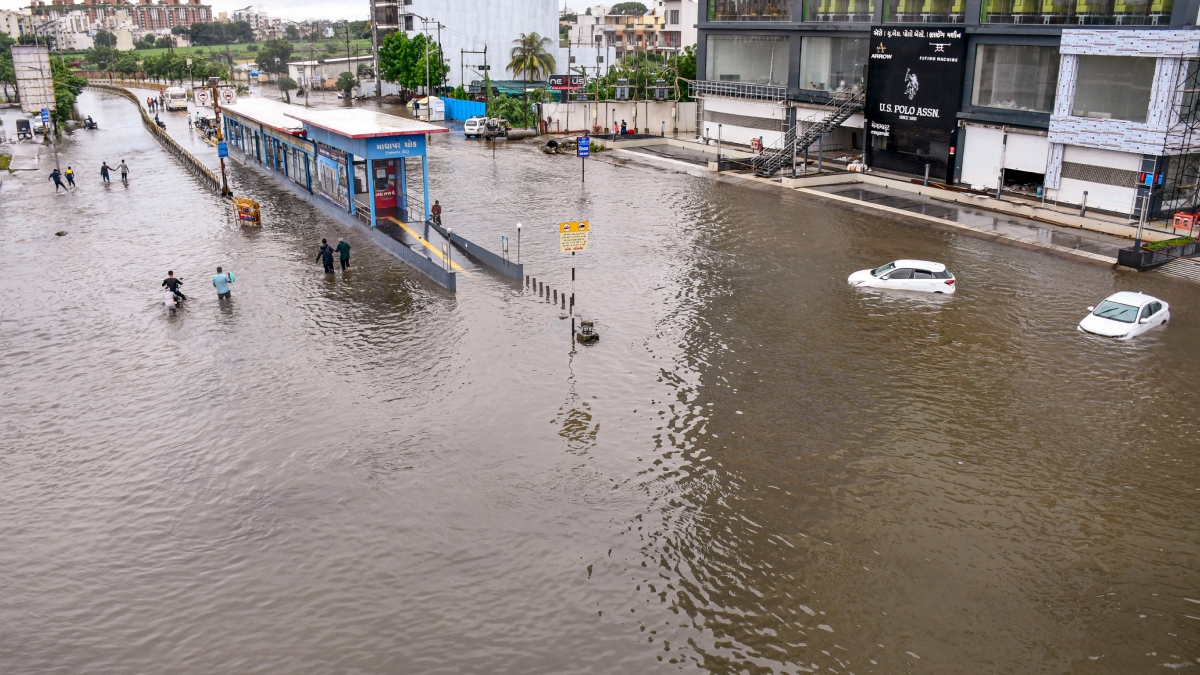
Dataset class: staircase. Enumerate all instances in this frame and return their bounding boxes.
[752,90,864,178]
[1154,257,1200,283]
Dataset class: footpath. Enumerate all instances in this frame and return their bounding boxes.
[599,134,1199,279]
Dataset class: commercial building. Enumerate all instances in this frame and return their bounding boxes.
[369,0,564,89]
[695,0,1200,217]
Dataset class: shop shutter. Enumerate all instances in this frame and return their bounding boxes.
[961,125,1003,190]
[1004,133,1049,174]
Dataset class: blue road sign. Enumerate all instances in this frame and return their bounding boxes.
[40,108,50,124]
[577,136,590,158]
[217,141,229,158]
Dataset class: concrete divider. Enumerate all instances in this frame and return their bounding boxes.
[429,221,523,281]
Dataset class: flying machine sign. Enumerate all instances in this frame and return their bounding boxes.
[865,28,966,137]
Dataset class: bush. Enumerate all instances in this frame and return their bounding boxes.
[1145,236,1197,251]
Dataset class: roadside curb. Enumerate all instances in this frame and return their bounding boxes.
[797,187,1118,266]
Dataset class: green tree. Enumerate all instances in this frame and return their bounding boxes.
[254,38,293,74]
[378,31,447,92]
[155,36,174,49]
[94,30,117,48]
[113,51,140,76]
[171,25,189,35]
[508,32,555,128]
[336,71,358,96]
[676,44,695,101]
[0,33,15,103]
[278,75,297,103]
[610,2,648,14]
[50,59,87,125]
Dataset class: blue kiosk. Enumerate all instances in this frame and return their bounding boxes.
[221,100,456,288]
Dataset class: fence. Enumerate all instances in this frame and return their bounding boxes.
[442,98,486,122]
[88,84,222,194]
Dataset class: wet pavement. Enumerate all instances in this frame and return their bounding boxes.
[816,184,1129,258]
[2,89,1200,674]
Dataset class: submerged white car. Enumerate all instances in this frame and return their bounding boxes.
[847,260,956,294]
[1078,291,1170,339]
[463,116,486,138]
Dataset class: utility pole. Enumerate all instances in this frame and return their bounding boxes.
[210,77,231,196]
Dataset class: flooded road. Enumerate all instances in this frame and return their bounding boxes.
[1,90,1199,673]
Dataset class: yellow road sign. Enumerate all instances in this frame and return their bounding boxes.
[560,220,590,252]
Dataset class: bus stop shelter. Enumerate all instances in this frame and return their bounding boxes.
[280,108,447,230]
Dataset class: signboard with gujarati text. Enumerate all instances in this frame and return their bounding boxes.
[367,135,426,159]
[865,27,966,135]
[559,221,589,252]
[577,136,590,158]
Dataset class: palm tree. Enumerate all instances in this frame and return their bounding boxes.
[508,32,556,129]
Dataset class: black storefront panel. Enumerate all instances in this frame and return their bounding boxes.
[865,27,966,182]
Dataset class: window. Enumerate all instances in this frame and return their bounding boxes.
[885,0,964,22]
[374,4,397,26]
[799,37,867,93]
[933,270,952,279]
[1092,300,1138,323]
[808,0,875,21]
[705,35,789,86]
[885,268,913,279]
[913,270,933,279]
[1072,55,1156,123]
[669,9,680,23]
[872,262,896,276]
[708,0,792,21]
[403,15,413,31]
[971,45,1058,113]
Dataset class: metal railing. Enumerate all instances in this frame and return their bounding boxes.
[752,90,863,177]
[691,79,787,102]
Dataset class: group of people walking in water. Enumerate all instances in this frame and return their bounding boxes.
[48,160,129,192]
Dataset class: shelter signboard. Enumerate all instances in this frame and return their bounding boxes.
[368,135,426,159]
[12,46,55,115]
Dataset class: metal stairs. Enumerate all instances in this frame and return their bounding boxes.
[752,91,864,178]
[1154,257,1200,283]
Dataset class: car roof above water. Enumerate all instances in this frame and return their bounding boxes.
[892,259,946,272]
[1106,291,1159,306]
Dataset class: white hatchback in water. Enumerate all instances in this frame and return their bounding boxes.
[847,260,956,294]
[1078,291,1170,339]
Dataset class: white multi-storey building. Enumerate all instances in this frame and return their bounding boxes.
[370,0,564,89]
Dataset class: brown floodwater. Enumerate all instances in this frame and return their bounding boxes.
[1,90,1198,673]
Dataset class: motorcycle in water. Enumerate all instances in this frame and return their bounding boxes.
[83,117,99,130]
[154,115,166,130]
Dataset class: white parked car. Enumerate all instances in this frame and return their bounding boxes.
[1078,291,1169,339]
[847,260,956,294]
[31,117,46,134]
[463,116,486,138]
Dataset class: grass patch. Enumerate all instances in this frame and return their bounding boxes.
[0,155,11,171]
[1146,236,1198,251]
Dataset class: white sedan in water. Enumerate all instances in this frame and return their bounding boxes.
[1078,291,1170,339]
[847,260,956,294]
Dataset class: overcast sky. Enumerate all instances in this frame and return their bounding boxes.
[0,0,571,22]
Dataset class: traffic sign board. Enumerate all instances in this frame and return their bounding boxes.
[218,141,228,158]
[559,221,589,252]
[40,108,49,124]
[194,88,211,106]
[577,136,590,158]
[218,86,237,105]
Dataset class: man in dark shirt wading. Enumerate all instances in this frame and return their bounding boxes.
[162,271,185,301]
[316,238,335,274]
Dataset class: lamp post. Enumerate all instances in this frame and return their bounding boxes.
[516,223,522,263]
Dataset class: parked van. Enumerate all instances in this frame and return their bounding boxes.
[164,87,188,111]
